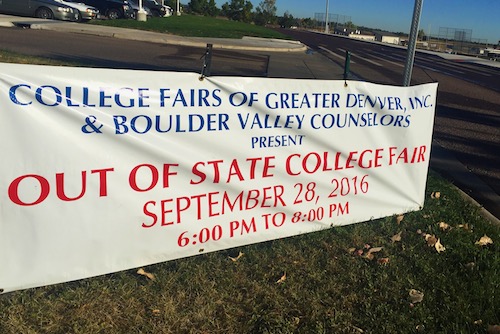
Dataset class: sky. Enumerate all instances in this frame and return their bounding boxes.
[214,0,500,44]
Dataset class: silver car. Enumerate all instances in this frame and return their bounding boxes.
[0,0,79,21]
[54,0,99,21]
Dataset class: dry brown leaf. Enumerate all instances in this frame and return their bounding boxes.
[439,222,451,231]
[435,239,446,253]
[364,253,375,260]
[367,246,383,254]
[431,191,441,199]
[425,234,438,247]
[378,257,390,265]
[276,272,287,284]
[229,251,244,262]
[396,215,404,224]
[347,247,357,254]
[391,231,402,243]
[409,289,424,304]
[475,235,493,246]
[152,309,161,316]
[137,268,155,281]
[457,224,473,232]
[363,246,383,260]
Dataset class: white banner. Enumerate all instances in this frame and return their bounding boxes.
[0,63,438,293]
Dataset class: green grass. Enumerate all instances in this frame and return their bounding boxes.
[89,14,290,39]
[0,49,83,66]
[0,50,499,333]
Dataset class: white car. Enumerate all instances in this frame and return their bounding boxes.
[162,5,172,17]
[55,0,99,21]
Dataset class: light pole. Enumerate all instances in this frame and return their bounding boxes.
[176,0,181,16]
[137,0,147,21]
[403,0,424,86]
[325,0,330,34]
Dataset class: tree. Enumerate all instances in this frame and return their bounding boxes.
[188,0,207,14]
[278,11,297,28]
[206,0,219,16]
[188,0,218,16]
[254,0,277,25]
[418,29,426,40]
[221,0,253,22]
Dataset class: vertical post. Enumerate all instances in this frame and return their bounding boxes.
[200,44,213,79]
[403,0,424,86]
[176,0,181,15]
[325,0,329,34]
[343,50,350,81]
[137,0,147,21]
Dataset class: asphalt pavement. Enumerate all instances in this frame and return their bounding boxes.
[0,14,498,224]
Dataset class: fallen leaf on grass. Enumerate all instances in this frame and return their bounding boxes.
[137,268,155,281]
[152,309,161,316]
[457,223,473,232]
[409,289,424,304]
[475,235,493,246]
[431,191,441,199]
[435,239,446,253]
[396,215,404,224]
[229,251,244,262]
[367,246,383,254]
[378,257,390,265]
[425,234,438,247]
[276,272,287,284]
[423,233,445,253]
[439,222,451,231]
[364,246,383,260]
[391,231,402,243]
[347,247,357,254]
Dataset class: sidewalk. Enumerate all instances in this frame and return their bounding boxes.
[0,14,498,224]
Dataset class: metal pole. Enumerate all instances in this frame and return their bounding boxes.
[325,0,329,34]
[176,0,180,16]
[343,50,350,81]
[403,0,424,86]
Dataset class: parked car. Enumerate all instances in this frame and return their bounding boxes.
[0,0,79,21]
[128,0,165,17]
[54,0,99,21]
[162,5,172,17]
[78,0,133,19]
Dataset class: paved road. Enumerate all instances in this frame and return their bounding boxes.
[277,29,500,219]
[0,27,271,76]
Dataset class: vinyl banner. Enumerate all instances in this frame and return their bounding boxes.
[0,63,438,293]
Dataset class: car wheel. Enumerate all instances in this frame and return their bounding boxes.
[35,7,54,20]
[107,8,121,20]
[75,10,83,22]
